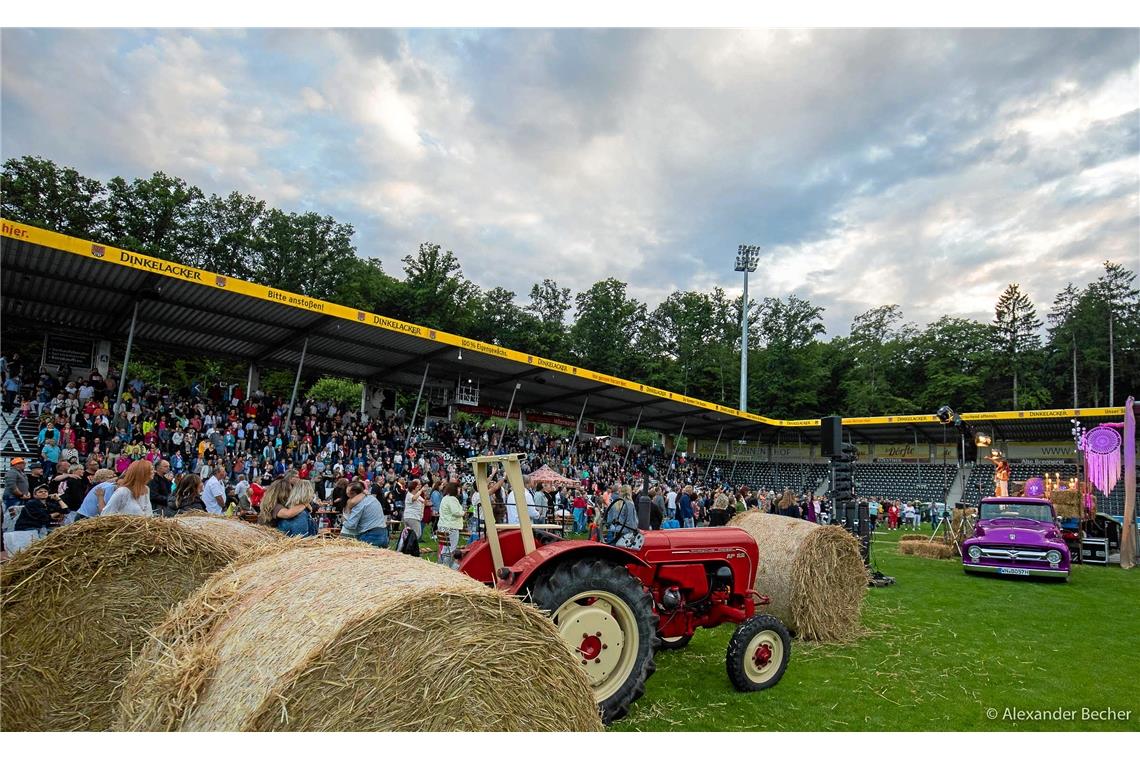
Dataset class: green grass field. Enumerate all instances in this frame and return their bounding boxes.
[610,529,1140,732]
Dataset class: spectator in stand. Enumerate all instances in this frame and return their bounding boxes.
[342,480,388,547]
[3,457,30,508]
[15,484,63,532]
[172,474,209,514]
[103,459,154,516]
[150,459,173,517]
[203,466,227,515]
[50,464,87,517]
[273,480,317,537]
[77,469,117,520]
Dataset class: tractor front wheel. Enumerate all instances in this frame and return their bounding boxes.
[531,559,658,724]
[725,614,791,692]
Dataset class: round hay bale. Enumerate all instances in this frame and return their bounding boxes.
[0,515,280,731]
[173,512,281,546]
[728,512,867,642]
[117,541,603,732]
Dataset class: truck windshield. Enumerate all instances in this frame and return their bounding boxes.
[980,502,1053,522]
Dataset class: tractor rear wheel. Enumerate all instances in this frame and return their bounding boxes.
[531,559,658,724]
[725,614,791,692]
[656,634,693,651]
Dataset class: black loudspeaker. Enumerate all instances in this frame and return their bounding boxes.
[821,415,843,458]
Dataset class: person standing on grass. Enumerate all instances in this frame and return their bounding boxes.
[679,486,694,528]
[403,478,426,538]
[437,481,465,565]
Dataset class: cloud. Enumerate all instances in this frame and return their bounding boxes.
[2,28,1137,334]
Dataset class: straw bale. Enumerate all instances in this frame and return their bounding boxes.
[909,542,956,560]
[1049,490,1086,520]
[117,541,603,732]
[898,533,930,543]
[729,512,867,642]
[898,541,919,556]
[173,513,281,547]
[0,515,279,731]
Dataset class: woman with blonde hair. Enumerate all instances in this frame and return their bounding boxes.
[257,469,298,526]
[272,479,317,537]
[102,459,154,516]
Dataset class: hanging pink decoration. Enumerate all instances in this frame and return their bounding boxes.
[1083,425,1122,496]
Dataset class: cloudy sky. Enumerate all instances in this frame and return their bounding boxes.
[2,28,1137,335]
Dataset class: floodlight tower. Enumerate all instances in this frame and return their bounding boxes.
[735,244,760,412]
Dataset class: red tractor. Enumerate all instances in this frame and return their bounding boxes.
[455,454,790,724]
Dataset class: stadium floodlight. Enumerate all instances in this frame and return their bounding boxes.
[735,244,761,412]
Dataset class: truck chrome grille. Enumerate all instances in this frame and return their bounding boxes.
[977,546,1049,562]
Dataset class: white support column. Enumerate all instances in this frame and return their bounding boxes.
[118,301,140,394]
[284,337,308,434]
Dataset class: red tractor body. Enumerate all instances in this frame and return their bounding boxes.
[457,527,760,635]
[453,455,788,723]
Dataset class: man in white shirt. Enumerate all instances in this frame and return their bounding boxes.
[505,478,539,524]
[666,486,678,520]
[203,467,227,514]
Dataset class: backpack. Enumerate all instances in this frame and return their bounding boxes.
[396,527,420,557]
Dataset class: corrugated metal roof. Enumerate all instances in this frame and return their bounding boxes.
[2,224,1130,444]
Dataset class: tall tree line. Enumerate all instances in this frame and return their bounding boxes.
[3,156,1137,415]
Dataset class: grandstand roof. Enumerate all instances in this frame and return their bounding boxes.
[1,219,1129,444]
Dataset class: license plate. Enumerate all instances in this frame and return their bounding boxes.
[998,567,1030,576]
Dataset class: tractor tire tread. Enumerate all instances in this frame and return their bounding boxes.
[725,614,791,692]
[532,558,658,724]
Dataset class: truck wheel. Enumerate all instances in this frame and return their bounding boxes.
[725,614,790,692]
[657,634,693,651]
[531,559,658,724]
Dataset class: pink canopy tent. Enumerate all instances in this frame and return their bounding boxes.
[527,464,580,488]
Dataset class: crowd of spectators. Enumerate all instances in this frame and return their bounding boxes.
[2,360,860,558]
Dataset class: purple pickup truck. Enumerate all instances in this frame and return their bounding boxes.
[961,497,1071,581]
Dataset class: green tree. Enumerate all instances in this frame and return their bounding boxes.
[333,256,407,318]
[468,287,540,347]
[102,171,205,262]
[256,210,358,300]
[185,191,268,278]
[400,242,480,333]
[992,283,1043,410]
[752,295,828,417]
[0,156,105,237]
[1047,283,1082,408]
[841,305,919,415]
[911,316,996,413]
[1087,261,1139,406]
[526,279,572,360]
[569,278,646,377]
[306,376,364,409]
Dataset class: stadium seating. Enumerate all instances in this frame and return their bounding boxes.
[852,461,958,504]
[697,460,829,495]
